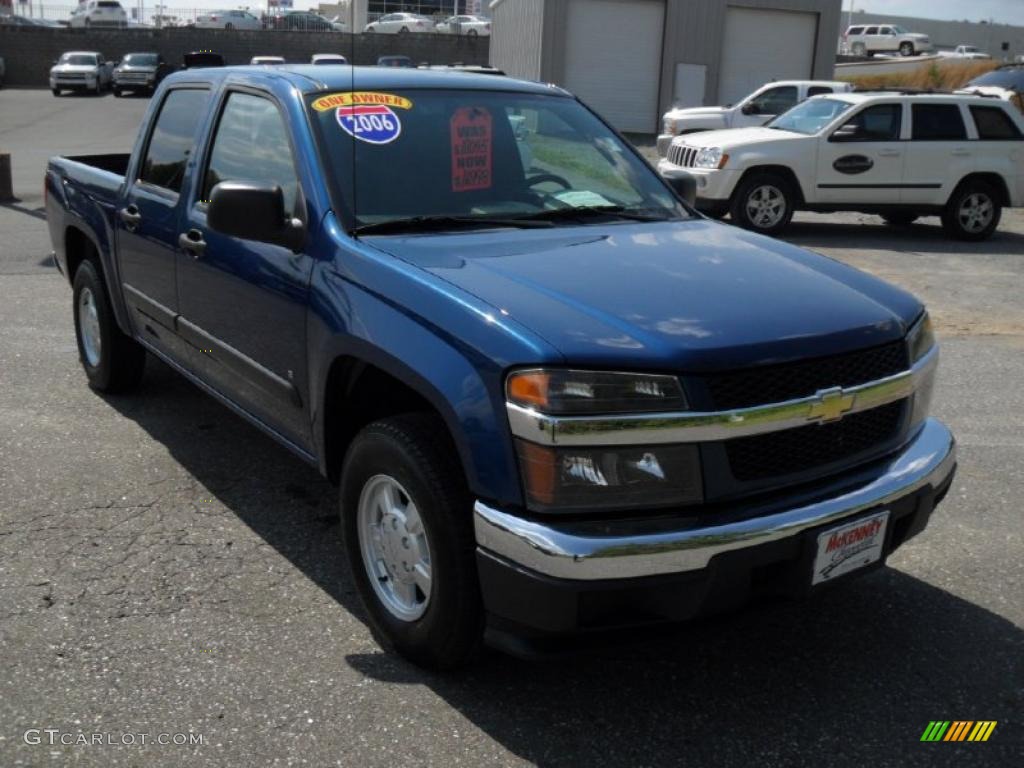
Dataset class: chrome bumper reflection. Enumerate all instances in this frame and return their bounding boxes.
[474,418,956,581]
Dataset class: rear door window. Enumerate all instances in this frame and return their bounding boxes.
[807,86,834,97]
[911,104,967,140]
[969,106,1023,140]
[864,27,878,35]
[139,88,211,193]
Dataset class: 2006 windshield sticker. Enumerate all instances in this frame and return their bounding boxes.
[313,92,413,145]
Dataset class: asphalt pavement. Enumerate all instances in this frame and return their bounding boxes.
[1,89,1021,767]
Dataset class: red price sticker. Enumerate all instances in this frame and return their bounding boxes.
[451,107,492,192]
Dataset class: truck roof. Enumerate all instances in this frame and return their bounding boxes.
[160,64,562,97]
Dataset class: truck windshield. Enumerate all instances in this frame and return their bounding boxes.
[767,98,853,135]
[122,53,158,66]
[309,89,689,231]
[60,54,98,66]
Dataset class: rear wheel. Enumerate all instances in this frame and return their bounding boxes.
[942,181,1001,241]
[225,22,234,30]
[852,42,866,56]
[341,414,481,670]
[729,172,795,236]
[72,259,146,393]
[899,41,914,56]
[399,26,409,34]
[467,29,478,37]
[882,212,918,227]
[51,88,61,96]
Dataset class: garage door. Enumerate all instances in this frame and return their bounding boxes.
[562,0,665,133]
[719,7,817,106]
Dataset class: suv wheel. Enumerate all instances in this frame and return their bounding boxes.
[882,213,918,227]
[730,173,795,236]
[72,259,146,392]
[942,181,1001,241]
[341,414,482,670]
[899,41,915,56]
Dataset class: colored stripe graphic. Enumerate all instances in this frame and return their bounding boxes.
[968,722,997,742]
[945,721,972,741]
[921,721,950,741]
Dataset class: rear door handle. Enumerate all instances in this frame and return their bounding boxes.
[118,205,141,229]
[178,229,207,258]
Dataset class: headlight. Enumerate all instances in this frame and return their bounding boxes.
[663,117,676,135]
[694,147,728,169]
[507,369,687,415]
[907,312,935,364]
[507,369,702,512]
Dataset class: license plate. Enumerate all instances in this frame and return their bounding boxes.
[812,511,890,585]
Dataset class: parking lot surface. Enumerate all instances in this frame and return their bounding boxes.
[1,90,1021,767]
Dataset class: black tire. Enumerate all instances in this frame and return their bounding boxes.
[467,29,478,37]
[225,22,234,30]
[113,87,122,98]
[729,172,795,236]
[899,42,914,57]
[399,26,409,34]
[340,413,481,670]
[941,180,1002,241]
[882,213,918,227]
[852,42,866,57]
[52,88,61,97]
[72,259,146,393]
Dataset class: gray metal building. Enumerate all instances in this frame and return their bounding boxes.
[489,0,843,133]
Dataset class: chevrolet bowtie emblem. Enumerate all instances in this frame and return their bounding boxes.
[807,387,856,423]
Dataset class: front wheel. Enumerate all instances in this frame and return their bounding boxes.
[398,26,409,34]
[112,87,122,98]
[729,173,795,236]
[224,22,234,30]
[72,259,146,393]
[942,181,1001,241]
[851,42,866,56]
[899,42,914,56]
[341,414,482,670]
[51,88,61,96]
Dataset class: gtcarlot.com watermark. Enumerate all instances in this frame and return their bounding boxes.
[24,729,204,747]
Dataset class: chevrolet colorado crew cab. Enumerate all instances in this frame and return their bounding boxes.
[657,80,852,158]
[47,66,957,668]
[659,91,1024,240]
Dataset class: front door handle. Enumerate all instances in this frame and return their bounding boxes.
[178,229,207,258]
[951,148,970,157]
[878,149,901,157]
[118,205,141,230]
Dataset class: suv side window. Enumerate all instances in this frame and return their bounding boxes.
[970,106,1023,140]
[839,104,902,141]
[807,86,834,97]
[847,26,864,35]
[202,92,300,213]
[750,86,798,115]
[864,26,878,35]
[912,104,967,140]
[139,88,211,193]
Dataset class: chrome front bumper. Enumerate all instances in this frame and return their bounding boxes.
[474,418,956,581]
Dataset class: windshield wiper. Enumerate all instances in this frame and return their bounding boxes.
[353,214,553,236]
[511,205,676,224]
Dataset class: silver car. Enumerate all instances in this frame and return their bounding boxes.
[50,51,113,96]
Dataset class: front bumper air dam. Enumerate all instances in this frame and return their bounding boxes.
[473,418,956,642]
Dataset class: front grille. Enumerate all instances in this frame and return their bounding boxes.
[725,400,905,481]
[58,73,88,80]
[667,143,698,168]
[700,341,909,411]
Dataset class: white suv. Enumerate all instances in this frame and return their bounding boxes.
[658,92,1024,240]
[69,0,127,28]
[844,24,932,57]
[658,80,852,157]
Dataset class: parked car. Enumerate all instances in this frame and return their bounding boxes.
[944,45,991,60]
[50,51,113,96]
[268,10,335,32]
[435,15,491,36]
[844,24,932,57]
[659,91,1024,240]
[327,15,348,31]
[250,56,286,65]
[957,64,1024,106]
[195,10,262,30]
[311,54,349,66]
[364,12,430,34]
[68,0,127,28]
[112,52,167,97]
[184,51,225,69]
[376,55,415,68]
[658,80,852,157]
[46,66,956,669]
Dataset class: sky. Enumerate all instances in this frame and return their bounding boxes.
[845,0,1021,25]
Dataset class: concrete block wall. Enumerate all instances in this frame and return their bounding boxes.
[0,27,489,88]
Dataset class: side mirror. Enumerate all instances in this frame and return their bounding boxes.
[830,124,861,142]
[663,171,697,207]
[208,182,306,252]
[741,102,758,115]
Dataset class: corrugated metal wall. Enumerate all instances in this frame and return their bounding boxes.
[489,0,546,80]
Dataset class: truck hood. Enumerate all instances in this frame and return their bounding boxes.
[665,106,729,121]
[674,126,807,151]
[52,64,100,74]
[367,220,921,371]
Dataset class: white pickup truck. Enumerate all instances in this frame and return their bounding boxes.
[658,91,1024,240]
[944,45,991,60]
[657,81,852,158]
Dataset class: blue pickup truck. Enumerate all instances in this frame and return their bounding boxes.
[46,66,956,668]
